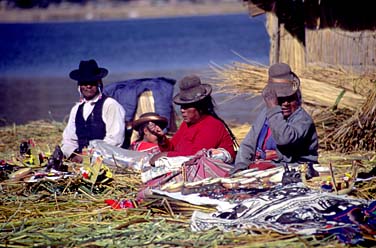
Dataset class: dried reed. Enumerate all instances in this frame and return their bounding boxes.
[322,85,376,152]
[210,60,371,111]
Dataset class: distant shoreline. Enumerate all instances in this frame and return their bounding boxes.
[0,1,248,23]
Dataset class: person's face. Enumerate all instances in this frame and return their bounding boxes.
[277,93,299,118]
[180,104,201,125]
[79,81,100,100]
[143,127,158,144]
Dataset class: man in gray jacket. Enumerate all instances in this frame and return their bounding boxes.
[230,63,318,175]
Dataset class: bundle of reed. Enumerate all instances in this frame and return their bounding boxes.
[312,108,355,149]
[301,64,374,97]
[322,86,376,152]
[209,60,373,111]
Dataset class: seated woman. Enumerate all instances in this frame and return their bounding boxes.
[147,75,238,165]
[130,112,168,155]
[230,63,318,175]
[136,75,238,199]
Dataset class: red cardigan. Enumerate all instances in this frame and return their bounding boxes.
[159,115,236,159]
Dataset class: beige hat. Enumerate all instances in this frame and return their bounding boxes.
[132,112,168,131]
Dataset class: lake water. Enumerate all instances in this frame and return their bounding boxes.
[0,14,269,126]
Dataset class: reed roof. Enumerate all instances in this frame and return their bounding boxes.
[245,0,376,32]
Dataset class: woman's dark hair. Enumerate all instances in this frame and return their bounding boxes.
[192,96,239,150]
[135,123,147,142]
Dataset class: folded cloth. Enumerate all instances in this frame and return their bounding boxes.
[88,140,150,171]
[141,156,191,183]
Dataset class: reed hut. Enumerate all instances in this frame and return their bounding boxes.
[243,0,376,73]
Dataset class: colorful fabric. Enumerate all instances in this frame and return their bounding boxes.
[255,120,277,160]
[131,140,160,154]
[191,184,376,244]
[183,150,233,181]
[137,149,233,200]
[159,115,236,160]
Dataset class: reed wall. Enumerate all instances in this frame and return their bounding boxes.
[306,29,376,73]
[265,13,376,73]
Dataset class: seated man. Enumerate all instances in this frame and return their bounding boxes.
[230,63,318,175]
[61,59,126,163]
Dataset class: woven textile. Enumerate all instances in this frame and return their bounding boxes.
[191,184,376,244]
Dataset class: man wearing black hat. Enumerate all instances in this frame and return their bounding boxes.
[61,59,126,163]
[230,63,318,175]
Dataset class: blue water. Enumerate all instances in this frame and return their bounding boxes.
[0,14,269,125]
[0,14,268,77]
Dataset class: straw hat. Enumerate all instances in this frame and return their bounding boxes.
[265,63,300,97]
[173,75,212,105]
[132,112,168,131]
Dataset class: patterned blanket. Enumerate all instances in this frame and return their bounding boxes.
[191,184,376,244]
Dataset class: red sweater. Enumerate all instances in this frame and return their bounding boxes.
[159,115,236,159]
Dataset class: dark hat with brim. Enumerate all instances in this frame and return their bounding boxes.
[265,63,300,97]
[173,75,212,105]
[69,59,108,83]
[132,112,168,131]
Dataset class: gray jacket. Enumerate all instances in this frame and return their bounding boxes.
[235,106,318,169]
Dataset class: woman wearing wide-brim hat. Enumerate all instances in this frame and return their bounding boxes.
[230,63,319,175]
[130,112,168,154]
[146,75,238,165]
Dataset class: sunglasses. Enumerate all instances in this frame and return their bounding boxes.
[277,94,298,105]
[180,103,197,110]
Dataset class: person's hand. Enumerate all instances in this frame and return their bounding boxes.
[147,122,167,144]
[262,85,278,108]
[147,122,164,138]
[70,154,83,163]
[149,152,168,166]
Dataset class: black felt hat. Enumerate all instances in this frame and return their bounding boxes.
[173,75,212,105]
[69,59,108,83]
